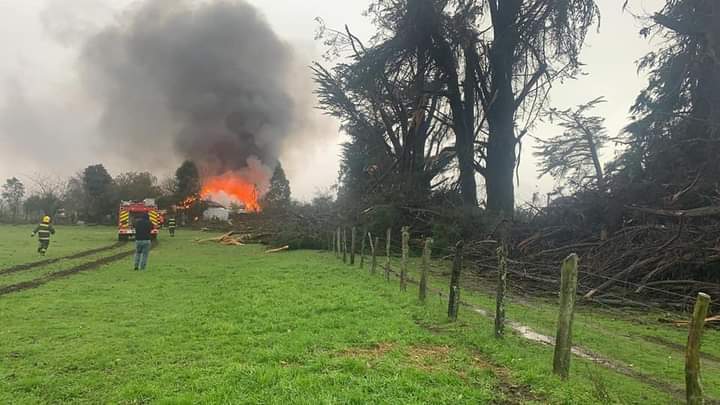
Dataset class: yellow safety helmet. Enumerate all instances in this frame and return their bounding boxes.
[42,216,51,224]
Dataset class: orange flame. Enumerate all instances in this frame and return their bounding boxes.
[201,175,260,212]
[177,195,198,210]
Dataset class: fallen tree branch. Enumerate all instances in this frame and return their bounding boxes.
[265,245,290,254]
[626,205,720,218]
[583,256,662,300]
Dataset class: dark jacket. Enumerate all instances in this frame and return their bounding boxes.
[134,217,153,241]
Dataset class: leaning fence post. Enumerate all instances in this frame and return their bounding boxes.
[686,292,711,405]
[419,238,433,303]
[360,226,367,268]
[342,228,347,263]
[350,226,357,265]
[495,243,508,338]
[385,228,392,282]
[448,241,464,321]
[553,253,579,379]
[400,226,409,291]
[371,235,379,275]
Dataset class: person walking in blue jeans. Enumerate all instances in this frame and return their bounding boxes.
[133,213,153,271]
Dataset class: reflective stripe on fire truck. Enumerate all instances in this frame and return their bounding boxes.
[149,211,160,226]
[119,210,130,226]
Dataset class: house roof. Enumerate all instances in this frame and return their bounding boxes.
[205,200,226,209]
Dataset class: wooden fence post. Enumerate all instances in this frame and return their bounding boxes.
[419,238,433,303]
[400,226,409,291]
[385,228,392,282]
[342,228,347,264]
[336,227,341,259]
[686,292,711,405]
[448,241,464,321]
[360,227,367,268]
[553,253,579,379]
[371,235,379,274]
[495,243,508,338]
[350,226,357,265]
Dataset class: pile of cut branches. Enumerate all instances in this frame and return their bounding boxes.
[195,231,265,246]
[462,208,720,313]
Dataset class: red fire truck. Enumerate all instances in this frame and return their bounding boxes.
[118,199,162,241]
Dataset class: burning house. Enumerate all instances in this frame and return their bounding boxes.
[202,201,230,222]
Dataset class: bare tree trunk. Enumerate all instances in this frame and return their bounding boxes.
[486,98,517,216]
[430,31,479,209]
[485,0,521,217]
[582,127,606,192]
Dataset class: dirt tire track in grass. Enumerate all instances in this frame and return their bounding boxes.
[0,250,134,296]
[0,242,125,276]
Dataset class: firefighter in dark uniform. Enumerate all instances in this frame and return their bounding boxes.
[167,216,177,237]
[31,216,56,255]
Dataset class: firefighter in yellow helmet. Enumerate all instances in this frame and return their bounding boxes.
[31,216,56,255]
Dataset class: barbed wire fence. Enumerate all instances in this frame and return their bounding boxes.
[325,223,714,397]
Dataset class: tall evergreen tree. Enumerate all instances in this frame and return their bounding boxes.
[261,163,291,211]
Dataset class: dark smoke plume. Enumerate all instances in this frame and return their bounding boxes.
[81,0,296,181]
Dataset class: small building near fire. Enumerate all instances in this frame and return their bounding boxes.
[203,201,230,222]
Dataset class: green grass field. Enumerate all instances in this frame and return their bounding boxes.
[0,225,717,404]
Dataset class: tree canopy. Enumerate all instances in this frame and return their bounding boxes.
[315,0,600,217]
[82,164,115,223]
[1,177,25,220]
[174,160,201,203]
[535,97,609,193]
[620,0,719,208]
[115,172,161,201]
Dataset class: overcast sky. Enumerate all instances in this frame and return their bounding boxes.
[0,0,665,202]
